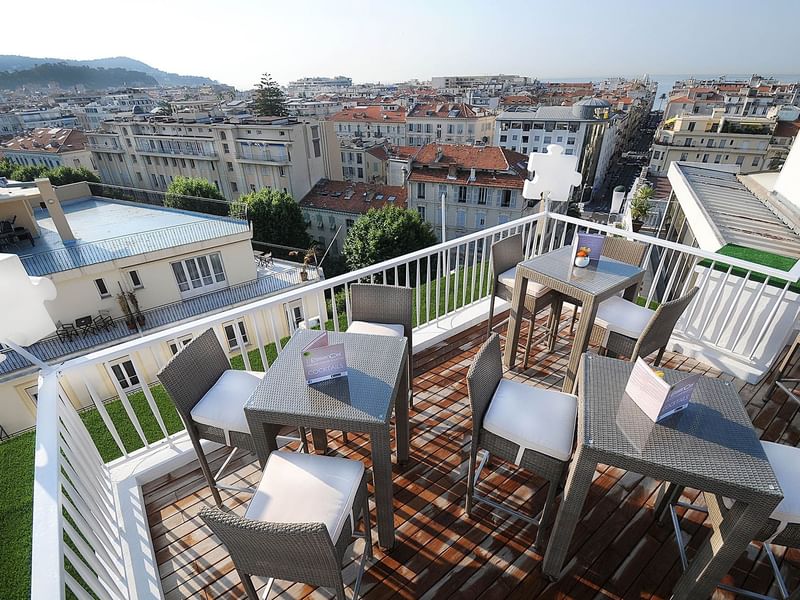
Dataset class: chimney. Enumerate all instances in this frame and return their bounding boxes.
[35,178,75,243]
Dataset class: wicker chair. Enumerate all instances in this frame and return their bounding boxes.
[200,451,373,600]
[565,237,649,335]
[592,286,699,365]
[158,328,307,507]
[665,441,800,600]
[465,334,577,549]
[486,233,558,367]
[347,283,413,407]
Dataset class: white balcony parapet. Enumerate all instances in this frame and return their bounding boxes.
[30,209,800,599]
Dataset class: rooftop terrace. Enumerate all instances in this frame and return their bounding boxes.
[11,197,249,276]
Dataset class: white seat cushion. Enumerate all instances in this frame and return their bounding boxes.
[594,295,653,340]
[348,320,404,337]
[190,369,265,442]
[762,441,800,525]
[483,379,577,463]
[245,451,364,541]
[498,266,550,298]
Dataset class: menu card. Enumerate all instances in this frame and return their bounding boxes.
[573,232,605,264]
[301,331,348,384]
[624,357,699,422]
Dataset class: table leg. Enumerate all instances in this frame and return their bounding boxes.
[311,428,329,453]
[563,296,596,394]
[502,272,528,369]
[622,280,640,302]
[547,295,564,353]
[670,497,770,600]
[245,414,281,468]
[370,427,395,549]
[394,355,410,465]
[542,445,597,580]
[654,482,685,525]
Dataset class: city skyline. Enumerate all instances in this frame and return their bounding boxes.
[2,0,799,89]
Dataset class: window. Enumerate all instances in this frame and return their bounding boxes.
[456,209,466,227]
[94,278,110,298]
[110,359,139,390]
[346,218,355,228]
[458,186,467,202]
[687,122,696,132]
[171,252,226,295]
[128,270,143,289]
[416,182,425,199]
[543,136,552,144]
[417,206,426,220]
[680,152,688,161]
[220,131,227,140]
[567,137,575,145]
[357,167,363,178]
[476,212,486,228]
[522,136,529,143]
[23,385,38,405]
[752,156,760,167]
[168,335,193,355]
[356,154,362,164]
[231,181,238,193]
[735,156,745,166]
[684,138,692,147]
[702,154,709,163]
[500,135,508,143]
[501,190,512,208]
[227,161,234,172]
[223,320,249,350]
[279,166,285,177]
[223,143,229,153]
[478,188,487,205]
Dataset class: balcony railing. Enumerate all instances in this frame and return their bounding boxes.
[30,209,800,599]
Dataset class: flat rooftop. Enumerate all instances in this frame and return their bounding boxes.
[675,164,800,259]
[11,197,249,276]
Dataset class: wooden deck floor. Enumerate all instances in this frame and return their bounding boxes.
[143,315,800,599]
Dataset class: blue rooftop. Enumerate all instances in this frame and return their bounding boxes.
[11,197,250,276]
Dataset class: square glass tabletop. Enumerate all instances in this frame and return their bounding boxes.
[246,329,407,425]
[520,246,643,296]
[581,353,782,502]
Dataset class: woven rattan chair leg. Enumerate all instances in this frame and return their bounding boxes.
[570,305,578,335]
[654,347,665,367]
[523,317,535,368]
[656,483,685,525]
[342,432,349,444]
[465,445,480,517]
[299,427,309,453]
[534,474,562,551]
[190,432,224,507]
[237,569,260,600]
[487,293,497,337]
[362,490,374,561]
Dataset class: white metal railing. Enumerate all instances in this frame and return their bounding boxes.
[30,208,800,599]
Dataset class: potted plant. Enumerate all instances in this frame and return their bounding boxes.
[290,246,317,281]
[629,185,653,233]
[116,292,136,330]
[127,290,145,327]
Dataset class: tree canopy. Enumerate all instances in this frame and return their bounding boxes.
[343,205,437,271]
[0,163,99,185]
[164,176,229,216]
[253,73,288,117]
[242,188,310,248]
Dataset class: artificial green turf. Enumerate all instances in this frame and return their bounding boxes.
[0,431,35,600]
[700,243,800,294]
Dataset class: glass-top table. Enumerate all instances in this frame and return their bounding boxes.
[542,354,782,599]
[503,245,645,392]
[245,329,409,549]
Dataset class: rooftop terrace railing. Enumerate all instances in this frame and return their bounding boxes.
[30,209,800,599]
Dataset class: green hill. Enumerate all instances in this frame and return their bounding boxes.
[0,63,158,90]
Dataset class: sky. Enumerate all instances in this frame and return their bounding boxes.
[2,0,798,90]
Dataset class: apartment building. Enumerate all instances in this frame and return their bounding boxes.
[328,104,407,146]
[287,76,353,96]
[0,179,315,435]
[405,102,495,146]
[0,108,77,136]
[649,109,779,175]
[86,115,325,201]
[299,179,407,253]
[431,75,531,95]
[1,128,95,171]
[494,99,618,195]
[403,144,530,240]
[667,76,800,119]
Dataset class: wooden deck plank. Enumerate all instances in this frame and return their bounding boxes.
[145,312,800,599]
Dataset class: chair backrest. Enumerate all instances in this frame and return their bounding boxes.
[157,328,230,419]
[466,333,503,438]
[633,287,700,361]
[601,237,648,267]
[199,506,343,589]
[491,233,524,281]
[349,283,413,340]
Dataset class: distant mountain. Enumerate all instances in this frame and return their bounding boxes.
[0,55,218,87]
[0,63,158,90]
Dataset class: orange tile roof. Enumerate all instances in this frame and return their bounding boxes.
[366,145,389,160]
[774,120,800,138]
[329,105,407,123]
[501,95,534,105]
[299,179,407,214]
[408,169,525,190]
[388,145,422,160]
[2,128,86,153]
[412,144,526,171]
